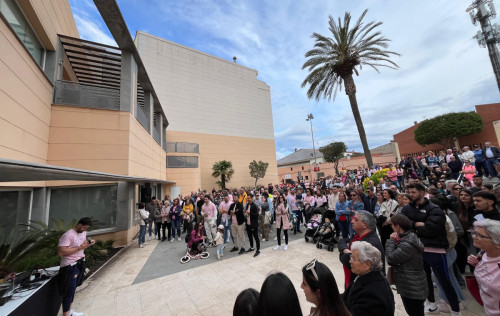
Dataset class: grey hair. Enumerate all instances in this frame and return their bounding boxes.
[474,219,500,244]
[356,210,376,231]
[351,241,382,271]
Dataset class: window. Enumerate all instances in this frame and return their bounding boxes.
[167,156,198,168]
[0,190,31,244]
[0,0,46,68]
[49,185,118,230]
[305,176,309,180]
[302,166,304,170]
[291,167,293,171]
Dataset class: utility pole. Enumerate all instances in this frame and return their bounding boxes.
[306,113,317,179]
[468,0,500,92]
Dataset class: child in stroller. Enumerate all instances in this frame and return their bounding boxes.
[315,210,338,251]
[304,207,325,243]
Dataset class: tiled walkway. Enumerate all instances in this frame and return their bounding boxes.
[63,230,485,316]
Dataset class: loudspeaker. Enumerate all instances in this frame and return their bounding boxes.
[141,187,152,203]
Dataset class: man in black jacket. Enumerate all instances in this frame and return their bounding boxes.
[361,187,377,214]
[483,141,500,179]
[401,183,460,314]
[245,194,260,257]
[472,191,500,222]
[338,210,384,287]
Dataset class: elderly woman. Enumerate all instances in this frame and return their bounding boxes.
[386,214,427,316]
[467,219,500,316]
[343,241,395,316]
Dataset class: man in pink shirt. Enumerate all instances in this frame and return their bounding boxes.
[58,217,95,316]
[202,195,217,244]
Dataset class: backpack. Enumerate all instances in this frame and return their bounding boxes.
[444,215,457,249]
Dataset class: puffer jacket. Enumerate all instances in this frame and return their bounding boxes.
[385,231,428,301]
[401,198,448,249]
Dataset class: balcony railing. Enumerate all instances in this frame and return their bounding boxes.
[54,80,120,110]
[136,106,150,131]
[166,142,199,153]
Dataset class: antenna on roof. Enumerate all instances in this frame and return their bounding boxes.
[233,56,237,63]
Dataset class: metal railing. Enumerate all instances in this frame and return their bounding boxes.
[136,105,150,131]
[54,80,120,110]
[165,142,199,153]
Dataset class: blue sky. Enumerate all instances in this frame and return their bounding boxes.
[69,0,500,159]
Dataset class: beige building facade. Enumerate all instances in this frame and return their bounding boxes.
[135,32,279,195]
[0,0,278,246]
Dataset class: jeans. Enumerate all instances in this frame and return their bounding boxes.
[391,180,400,188]
[217,244,224,256]
[223,218,233,244]
[139,224,147,245]
[246,224,260,250]
[484,157,499,177]
[338,220,350,239]
[62,264,82,313]
[423,252,460,312]
[435,249,465,302]
[148,220,155,237]
[171,219,181,238]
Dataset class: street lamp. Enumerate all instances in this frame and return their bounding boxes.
[306,113,317,171]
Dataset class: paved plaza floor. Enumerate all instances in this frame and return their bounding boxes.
[62,228,485,316]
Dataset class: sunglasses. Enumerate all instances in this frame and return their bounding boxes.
[306,259,319,281]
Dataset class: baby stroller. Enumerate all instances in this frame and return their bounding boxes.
[304,207,325,243]
[316,209,338,252]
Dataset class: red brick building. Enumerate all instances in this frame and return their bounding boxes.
[393,103,500,157]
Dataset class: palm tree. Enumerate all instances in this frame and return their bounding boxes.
[301,9,399,168]
[212,160,234,189]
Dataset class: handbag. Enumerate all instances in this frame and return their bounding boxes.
[465,276,483,306]
[387,266,395,285]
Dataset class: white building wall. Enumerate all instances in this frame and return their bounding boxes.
[135,31,274,140]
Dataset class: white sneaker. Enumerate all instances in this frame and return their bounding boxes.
[148,236,152,241]
[217,254,220,260]
[143,242,149,245]
[424,301,438,313]
[139,244,143,248]
[273,245,280,250]
[282,236,285,240]
[390,284,397,290]
[170,239,174,243]
[437,300,451,313]
[178,237,181,241]
[283,245,288,251]
[274,237,277,241]
[262,238,266,241]
[70,310,84,316]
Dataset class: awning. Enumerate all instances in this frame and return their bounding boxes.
[0,158,175,184]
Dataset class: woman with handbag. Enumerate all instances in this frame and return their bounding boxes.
[385,214,427,316]
[169,198,183,242]
[137,203,149,248]
[273,195,291,251]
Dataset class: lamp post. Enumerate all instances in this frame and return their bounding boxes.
[306,113,317,179]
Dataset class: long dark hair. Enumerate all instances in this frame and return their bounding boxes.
[275,194,287,210]
[457,189,473,230]
[233,288,259,316]
[256,272,302,316]
[302,261,351,316]
[383,189,395,201]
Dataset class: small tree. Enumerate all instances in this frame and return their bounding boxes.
[249,160,269,187]
[414,112,483,148]
[319,142,347,176]
[212,160,234,190]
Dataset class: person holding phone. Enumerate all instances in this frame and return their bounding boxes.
[58,217,95,316]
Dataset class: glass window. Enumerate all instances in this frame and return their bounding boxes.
[49,185,118,230]
[166,156,198,168]
[0,0,45,67]
[0,190,31,244]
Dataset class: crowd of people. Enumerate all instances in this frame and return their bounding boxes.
[131,144,500,316]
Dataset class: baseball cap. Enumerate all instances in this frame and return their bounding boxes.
[217,224,224,230]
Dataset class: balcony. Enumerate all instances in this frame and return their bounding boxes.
[54,80,119,110]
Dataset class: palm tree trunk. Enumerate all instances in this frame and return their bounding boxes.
[343,74,373,168]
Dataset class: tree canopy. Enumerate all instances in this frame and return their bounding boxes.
[414,112,483,148]
[212,160,234,190]
[319,142,347,176]
[249,160,269,187]
[301,9,399,168]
